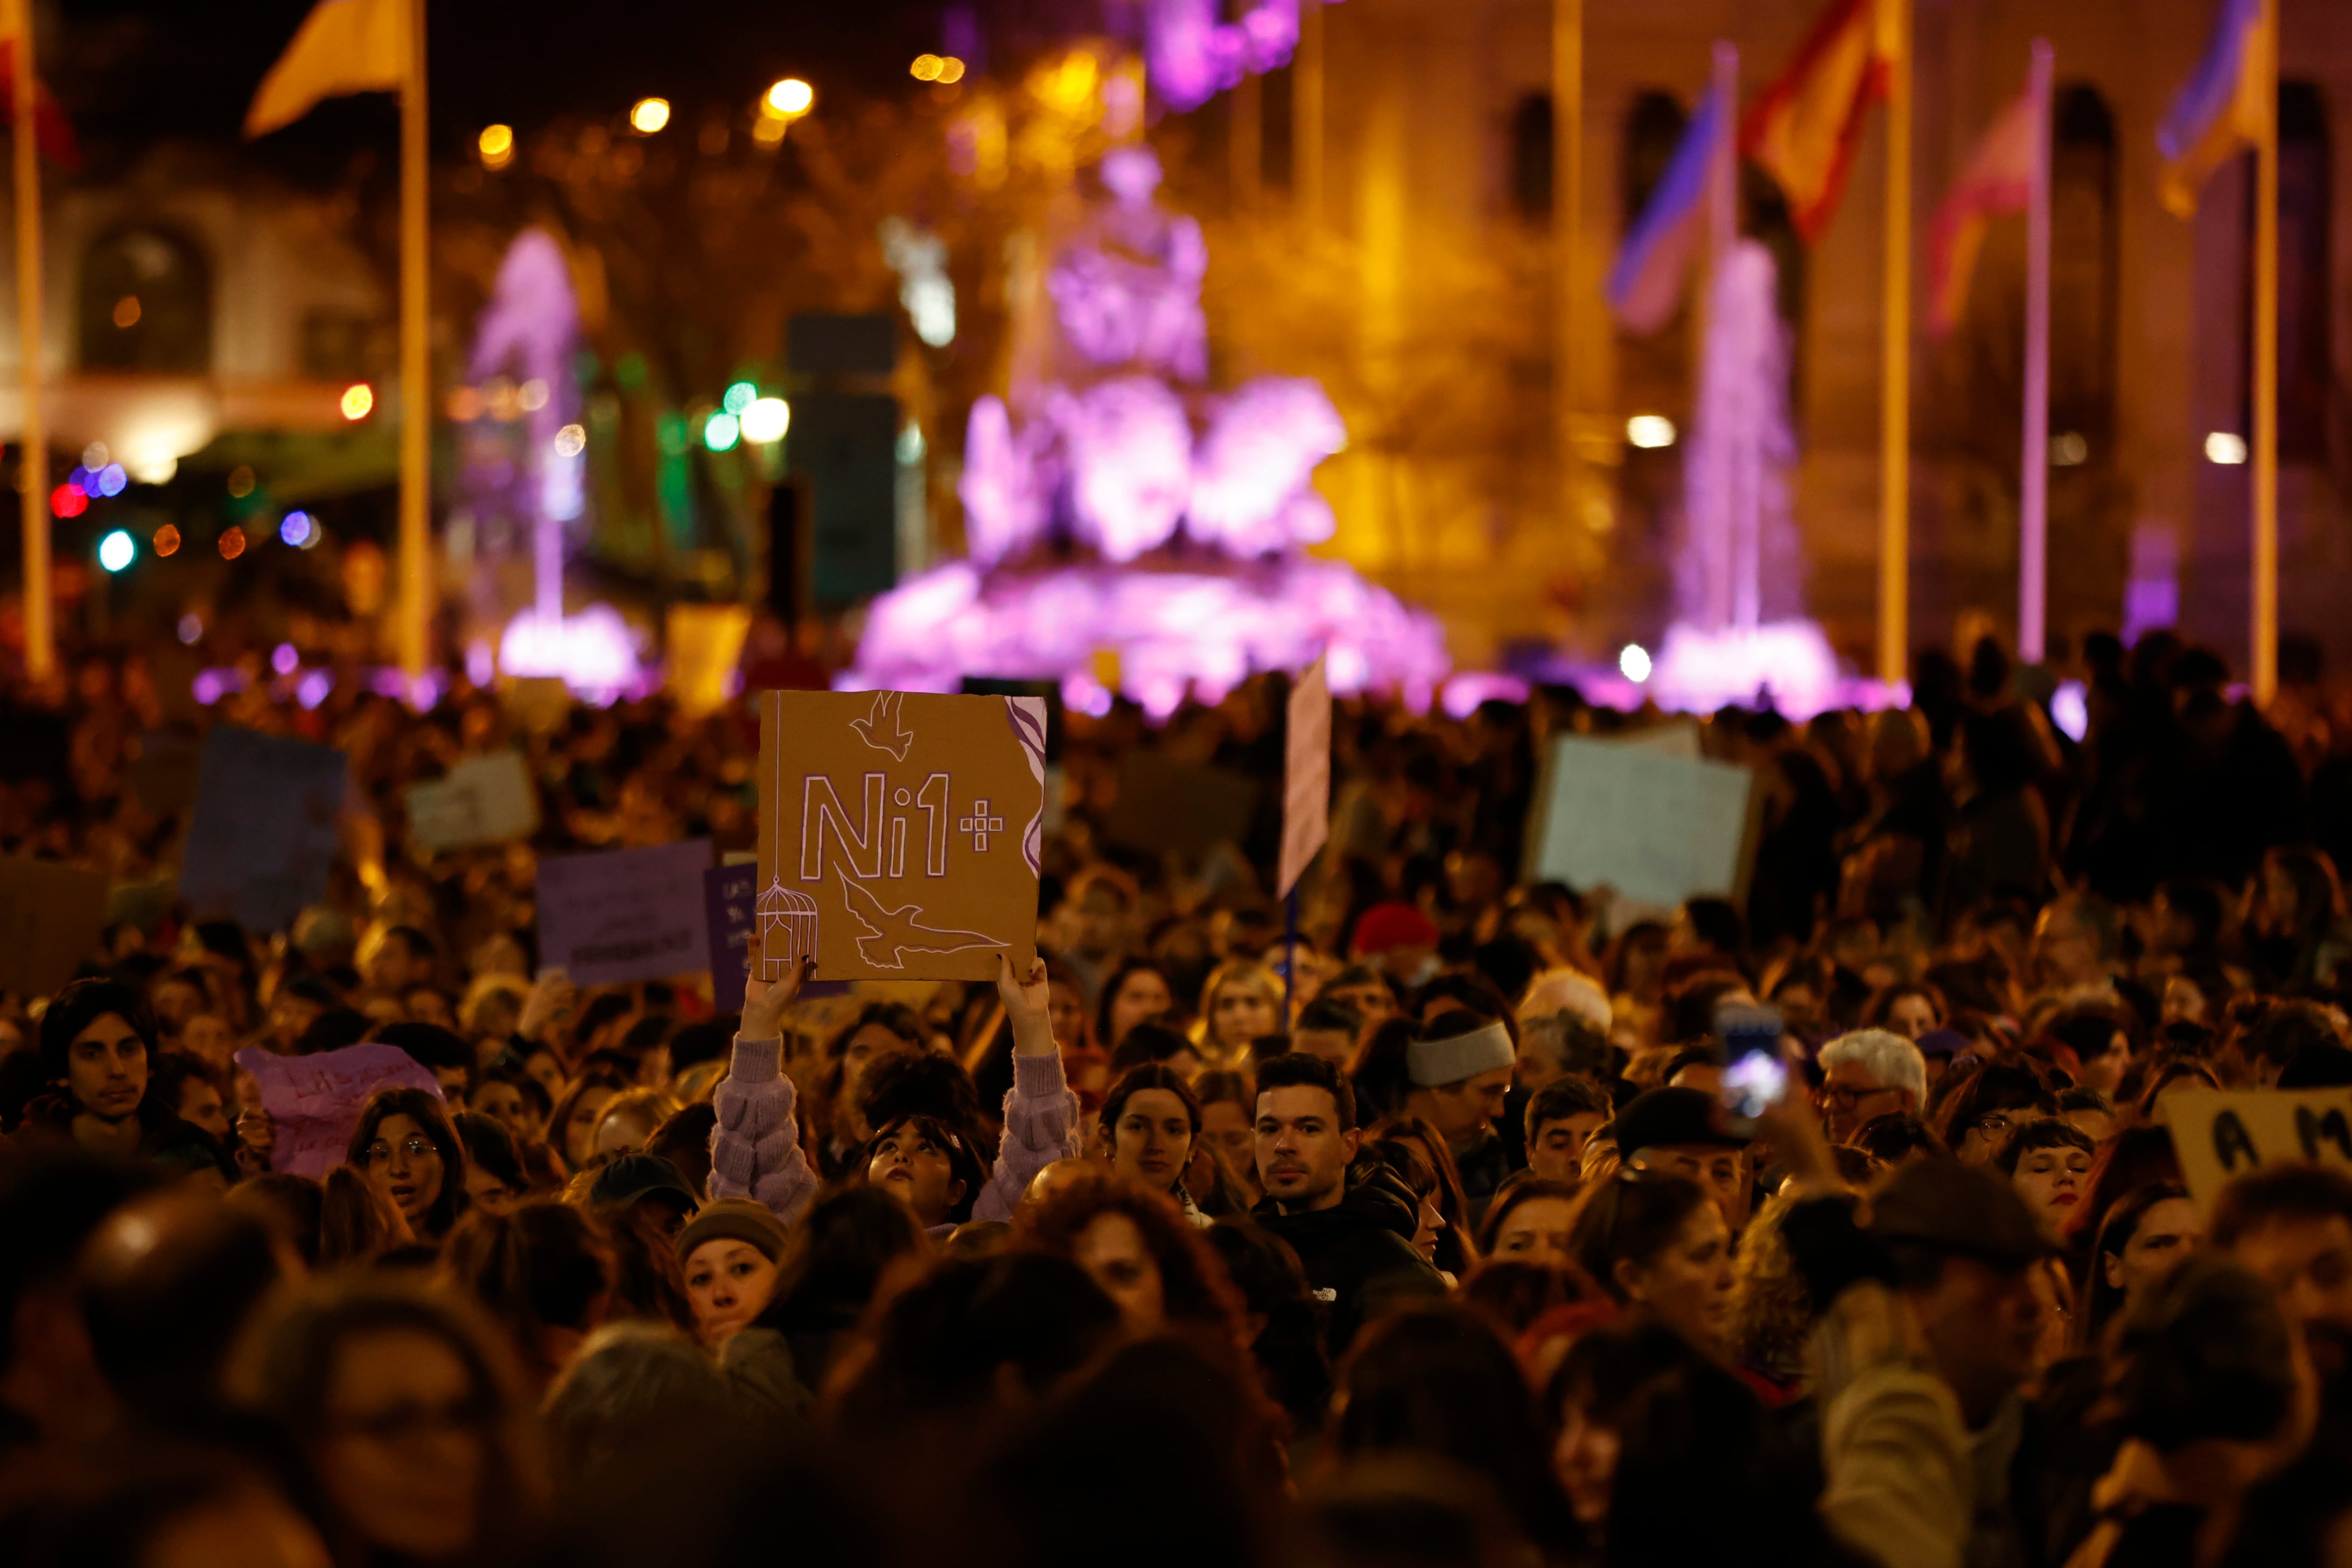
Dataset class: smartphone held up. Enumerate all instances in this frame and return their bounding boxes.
[1713,1000,1788,1135]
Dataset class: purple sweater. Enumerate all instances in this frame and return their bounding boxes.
[706,1038,1078,1228]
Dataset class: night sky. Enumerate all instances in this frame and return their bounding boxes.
[50,0,945,180]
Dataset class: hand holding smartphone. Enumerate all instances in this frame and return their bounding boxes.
[1713,1000,1788,1136]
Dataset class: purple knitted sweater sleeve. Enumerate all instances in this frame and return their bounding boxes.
[706,1035,818,1226]
[971,1051,1080,1222]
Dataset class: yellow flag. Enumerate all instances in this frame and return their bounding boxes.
[244,0,410,139]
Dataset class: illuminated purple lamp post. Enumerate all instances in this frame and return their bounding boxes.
[464,229,645,702]
[841,146,1448,716]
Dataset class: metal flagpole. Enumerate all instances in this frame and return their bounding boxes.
[396,0,431,681]
[11,0,46,682]
[1878,0,1913,687]
[2019,40,2053,663]
[2250,0,2279,704]
[1554,0,1581,529]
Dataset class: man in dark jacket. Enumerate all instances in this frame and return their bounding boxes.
[1250,1053,1445,1356]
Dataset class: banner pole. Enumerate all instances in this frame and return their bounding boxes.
[2250,0,2279,704]
[1878,0,1913,688]
[12,0,47,682]
[2019,40,2053,663]
[396,0,431,682]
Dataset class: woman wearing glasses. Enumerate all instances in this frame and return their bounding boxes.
[228,1273,543,1565]
[347,1087,472,1243]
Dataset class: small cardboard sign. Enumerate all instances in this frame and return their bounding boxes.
[0,856,109,997]
[180,726,348,933]
[705,862,758,1012]
[407,751,541,855]
[1279,659,1332,898]
[233,1042,445,1179]
[755,689,1045,983]
[501,677,572,736]
[2165,1088,2352,1213]
[667,603,752,719]
[1104,752,1261,859]
[537,839,715,986]
[1522,735,1759,911]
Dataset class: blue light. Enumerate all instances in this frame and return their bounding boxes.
[67,465,89,490]
[279,510,313,547]
[97,529,134,571]
[96,463,128,497]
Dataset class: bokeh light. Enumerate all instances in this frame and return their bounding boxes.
[95,463,127,497]
[740,397,790,444]
[271,642,299,675]
[219,526,247,560]
[629,97,671,134]
[97,529,134,572]
[1626,415,1676,450]
[552,423,587,458]
[280,510,314,548]
[152,524,181,557]
[766,79,814,115]
[176,612,202,645]
[938,57,967,83]
[478,123,515,169]
[340,382,375,420]
[1619,643,1653,683]
[722,381,757,416]
[50,482,85,519]
[911,54,943,81]
[702,411,740,452]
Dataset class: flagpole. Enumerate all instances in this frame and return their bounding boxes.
[11,0,47,683]
[1296,0,1323,228]
[1554,0,1581,529]
[2250,0,2278,705]
[396,0,431,682]
[1878,0,1912,688]
[2019,39,2053,664]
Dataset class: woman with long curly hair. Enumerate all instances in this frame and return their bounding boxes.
[1015,1167,1249,1343]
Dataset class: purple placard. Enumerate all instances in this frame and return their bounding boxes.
[537,839,713,986]
[234,1042,444,1179]
[705,862,757,1012]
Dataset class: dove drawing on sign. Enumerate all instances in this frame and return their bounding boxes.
[849,691,915,762]
[836,874,1000,970]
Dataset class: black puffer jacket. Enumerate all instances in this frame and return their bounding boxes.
[1252,1159,1447,1358]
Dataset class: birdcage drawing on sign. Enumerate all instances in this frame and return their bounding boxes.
[755,877,820,977]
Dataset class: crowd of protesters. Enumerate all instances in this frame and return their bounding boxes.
[5,624,2352,1568]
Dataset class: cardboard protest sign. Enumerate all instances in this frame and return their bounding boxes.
[1522,735,1759,911]
[667,603,752,718]
[755,689,1045,983]
[538,839,714,986]
[1104,753,1261,858]
[180,726,348,933]
[705,862,758,1012]
[1279,659,1332,898]
[407,751,541,855]
[233,1042,445,1179]
[501,677,572,737]
[0,856,109,996]
[2165,1088,2352,1213]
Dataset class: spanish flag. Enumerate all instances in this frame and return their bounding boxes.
[1924,89,2035,336]
[245,0,410,140]
[2156,0,2269,219]
[1741,0,1900,241]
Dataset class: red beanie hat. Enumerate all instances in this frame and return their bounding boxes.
[1351,901,1439,958]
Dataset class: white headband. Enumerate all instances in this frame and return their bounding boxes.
[1405,1020,1516,1087]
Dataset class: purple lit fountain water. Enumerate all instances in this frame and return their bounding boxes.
[462,228,643,700]
[842,146,1447,716]
[1649,239,1845,718]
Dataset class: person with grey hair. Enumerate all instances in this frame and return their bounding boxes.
[1816,1028,1928,1143]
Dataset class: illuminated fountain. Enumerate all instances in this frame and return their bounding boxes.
[1648,239,1844,718]
[842,146,1447,715]
[460,228,643,699]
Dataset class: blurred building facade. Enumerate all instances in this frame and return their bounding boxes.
[1195,0,2352,681]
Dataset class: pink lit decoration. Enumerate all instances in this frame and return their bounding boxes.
[1441,672,1532,720]
[1146,0,1305,112]
[845,559,1445,718]
[858,145,1445,711]
[499,605,646,704]
[1649,622,1844,720]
